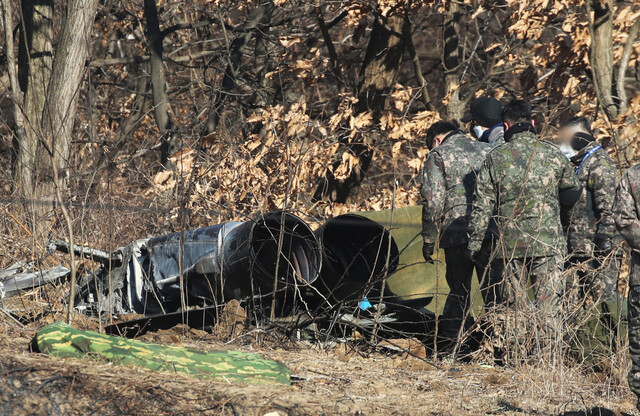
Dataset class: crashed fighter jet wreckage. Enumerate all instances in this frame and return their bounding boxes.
[50,211,401,320]
[314,214,399,303]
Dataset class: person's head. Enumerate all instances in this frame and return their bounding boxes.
[502,99,533,130]
[426,121,459,150]
[460,97,503,138]
[557,116,593,146]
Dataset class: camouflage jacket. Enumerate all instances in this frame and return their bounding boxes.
[613,165,640,286]
[468,128,581,259]
[420,131,490,247]
[566,141,618,256]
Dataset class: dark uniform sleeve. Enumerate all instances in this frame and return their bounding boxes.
[558,157,582,207]
[468,157,495,253]
[590,158,618,238]
[420,152,446,244]
[613,171,640,251]
[559,157,581,191]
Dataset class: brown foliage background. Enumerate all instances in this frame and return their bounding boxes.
[0,0,639,259]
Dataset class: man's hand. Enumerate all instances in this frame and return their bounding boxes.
[594,234,613,256]
[465,248,482,265]
[422,242,435,263]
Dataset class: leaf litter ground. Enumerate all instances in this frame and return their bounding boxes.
[0,310,638,416]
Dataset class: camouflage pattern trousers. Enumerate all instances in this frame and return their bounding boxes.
[500,255,565,345]
[628,286,640,401]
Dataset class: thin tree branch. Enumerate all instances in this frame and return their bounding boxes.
[206,1,274,134]
[88,48,223,67]
[404,14,434,111]
[89,55,149,67]
[161,18,220,38]
[326,8,348,30]
[315,6,344,92]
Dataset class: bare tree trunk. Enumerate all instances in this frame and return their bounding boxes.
[616,17,640,115]
[313,12,407,203]
[355,14,406,115]
[11,0,98,311]
[16,0,53,198]
[588,0,618,121]
[45,0,99,186]
[443,1,463,120]
[143,0,175,165]
[1,0,26,149]
[45,0,99,320]
[253,21,273,107]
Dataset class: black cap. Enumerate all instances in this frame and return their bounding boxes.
[571,132,595,151]
[460,97,503,128]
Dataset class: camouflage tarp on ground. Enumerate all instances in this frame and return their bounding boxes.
[32,322,290,385]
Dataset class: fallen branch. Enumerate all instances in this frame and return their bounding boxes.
[88,49,222,67]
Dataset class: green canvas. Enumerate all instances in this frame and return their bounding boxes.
[360,205,483,315]
[33,322,290,385]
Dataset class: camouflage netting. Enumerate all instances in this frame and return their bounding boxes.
[32,322,290,385]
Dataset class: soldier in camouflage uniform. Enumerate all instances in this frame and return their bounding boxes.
[467,100,582,342]
[420,121,495,339]
[613,165,640,410]
[558,117,619,303]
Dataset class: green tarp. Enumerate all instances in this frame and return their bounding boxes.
[360,205,483,315]
[33,322,290,385]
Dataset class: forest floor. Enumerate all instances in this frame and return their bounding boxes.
[0,308,639,416]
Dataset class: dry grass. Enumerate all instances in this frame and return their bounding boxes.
[0,306,638,416]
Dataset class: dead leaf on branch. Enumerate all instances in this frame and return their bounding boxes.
[152,170,176,193]
[332,152,360,180]
[168,149,196,174]
[351,112,374,130]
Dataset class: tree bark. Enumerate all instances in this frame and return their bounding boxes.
[313,12,407,203]
[355,14,406,115]
[616,17,640,115]
[45,0,100,185]
[443,1,463,120]
[253,15,272,107]
[16,0,53,198]
[143,0,175,165]
[1,0,26,151]
[588,0,618,121]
